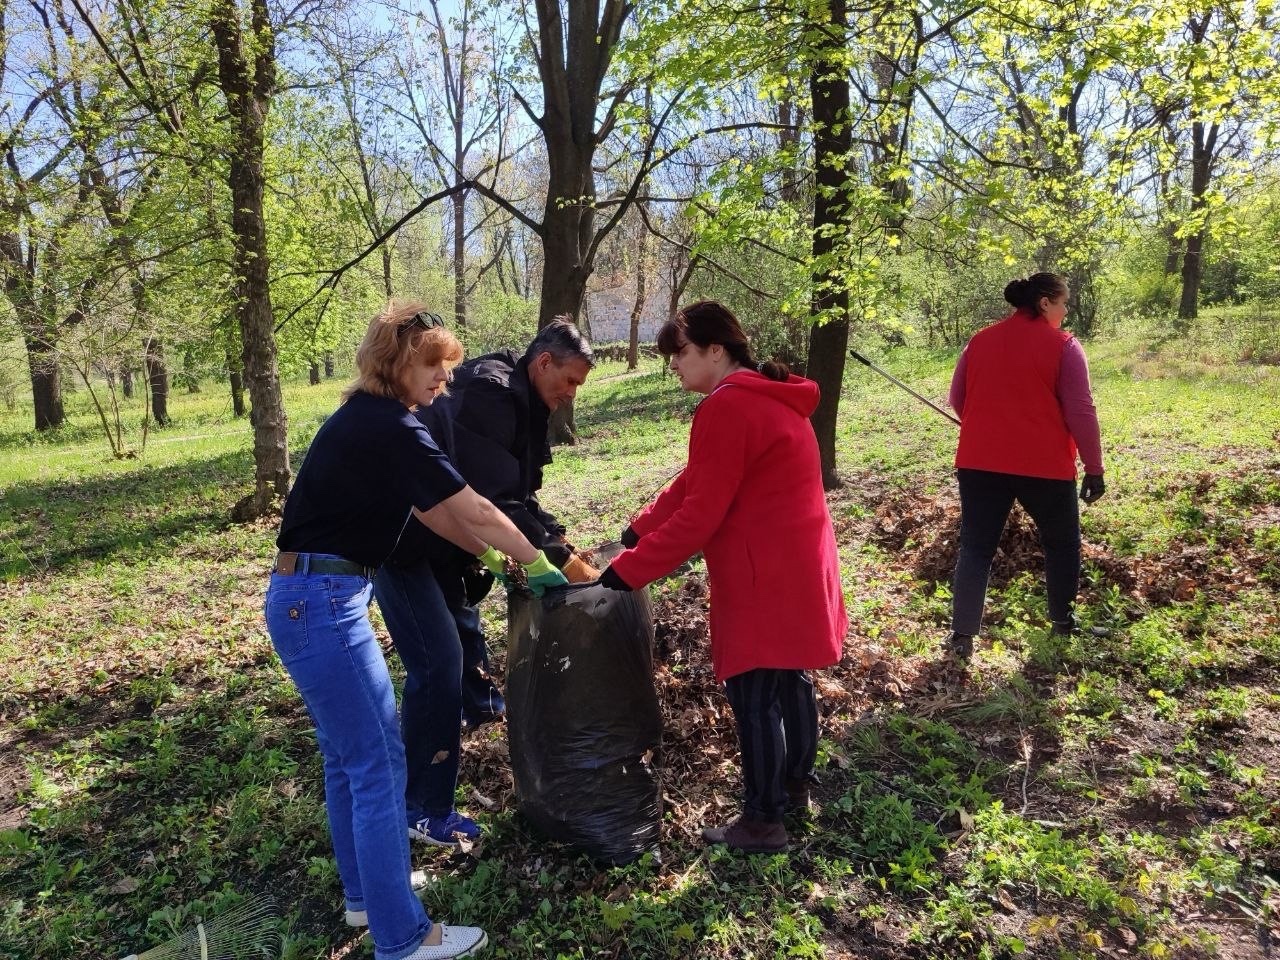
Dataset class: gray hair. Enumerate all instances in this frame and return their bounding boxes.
[526,316,595,368]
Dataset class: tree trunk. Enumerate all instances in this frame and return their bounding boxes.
[212,0,290,518]
[121,365,134,399]
[453,188,467,328]
[538,144,595,445]
[229,368,246,417]
[806,0,852,491]
[231,143,290,511]
[1177,121,1213,325]
[530,0,633,442]
[145,336,170,426]
[627,214,648,370]
[226,324,246,417]
[309,360,321,385]
[1178,234,1204,323]
[538,190,593,328]
[25,333,65,431]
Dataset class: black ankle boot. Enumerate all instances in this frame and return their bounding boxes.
[1052,615,1111,638]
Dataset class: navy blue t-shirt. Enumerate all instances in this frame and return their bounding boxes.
[276,391,467,568]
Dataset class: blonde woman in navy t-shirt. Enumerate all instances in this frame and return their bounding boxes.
[267,302,565,960]
[944,273,1106,660]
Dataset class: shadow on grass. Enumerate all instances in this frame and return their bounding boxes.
[0,657,342,959]
[0,447,257,578]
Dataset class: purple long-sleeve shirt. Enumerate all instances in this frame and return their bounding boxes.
[949,337,1104,475]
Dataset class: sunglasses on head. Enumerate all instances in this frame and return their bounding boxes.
[400,311,445,332]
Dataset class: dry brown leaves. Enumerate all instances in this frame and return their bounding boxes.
[856,461,1278,606]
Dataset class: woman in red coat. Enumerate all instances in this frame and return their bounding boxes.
[599,300,847,854]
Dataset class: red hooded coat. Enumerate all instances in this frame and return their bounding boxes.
[610,370,848,681]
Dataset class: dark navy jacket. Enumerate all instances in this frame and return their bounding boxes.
[391,350,569,568]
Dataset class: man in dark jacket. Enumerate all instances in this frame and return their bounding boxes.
[420,318,596,726]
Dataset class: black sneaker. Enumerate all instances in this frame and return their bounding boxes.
[944,631,974,660]
[408,811,482,846]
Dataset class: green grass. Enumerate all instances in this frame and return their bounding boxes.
[2,338,1279,959]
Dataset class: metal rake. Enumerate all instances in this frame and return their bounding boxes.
[121,894,278,960]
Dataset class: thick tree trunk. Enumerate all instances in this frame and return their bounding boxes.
[26,334,65,431]
[10,280,66,430]
[145,336,170,426]
[309,360,320,385]
[538,199,593,328]
[807,0,852,490]
[231,147,290,511]
[121,365,134,399]
[213,0,290,518]
[530,0,633,443]
[1178,120,1215,325]
[539,142,595,445]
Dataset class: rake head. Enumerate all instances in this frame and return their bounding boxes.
[122,894,279,960]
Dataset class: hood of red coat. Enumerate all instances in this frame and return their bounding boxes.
[718,370,819,417]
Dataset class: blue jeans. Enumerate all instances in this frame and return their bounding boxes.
[952,468,1081,636]
[373,559,462,822]
[265,560,432,960]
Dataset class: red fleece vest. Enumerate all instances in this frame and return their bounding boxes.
[955,312,1078,480]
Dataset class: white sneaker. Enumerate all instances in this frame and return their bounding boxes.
[343,870,430,927]
[403,925,488,959]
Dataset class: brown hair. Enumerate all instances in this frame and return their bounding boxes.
[343,300,464,404]
[1004,273,1068,316]
[656,299,790,382]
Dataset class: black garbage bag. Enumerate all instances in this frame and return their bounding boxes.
[506,570,663,865]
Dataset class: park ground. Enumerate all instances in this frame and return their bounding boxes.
[1,323,1278,959]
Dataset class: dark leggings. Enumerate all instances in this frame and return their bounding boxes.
[951,468,1080,636]
[723,669,818,823]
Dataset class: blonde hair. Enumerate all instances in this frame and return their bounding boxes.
[343,300,464,405]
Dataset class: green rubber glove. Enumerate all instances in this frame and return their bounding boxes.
[524,550,569,598]
[478,545,505,576]
[477,545,509,587]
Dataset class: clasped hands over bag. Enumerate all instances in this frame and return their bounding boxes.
[477,546,568,597]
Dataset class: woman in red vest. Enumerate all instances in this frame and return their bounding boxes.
[597,300,848,854]
[945,272,1106,660]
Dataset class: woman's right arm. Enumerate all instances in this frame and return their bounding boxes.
[414,486,540,564]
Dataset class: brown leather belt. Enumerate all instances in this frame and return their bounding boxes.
[273,552,376,579]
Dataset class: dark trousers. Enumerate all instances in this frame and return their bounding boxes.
[723,668,819,823]
[433,558,505,726]
[952,468,1081,636]
[372,559,462,822]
